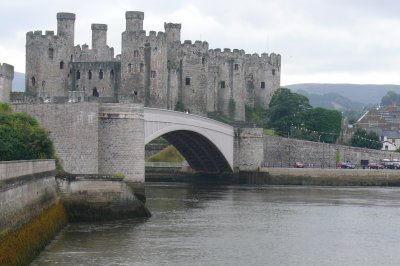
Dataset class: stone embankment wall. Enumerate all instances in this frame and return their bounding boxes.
[0,160,67,265]
[263,135,396,168]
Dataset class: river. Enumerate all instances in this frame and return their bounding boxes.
[32,183,400,266]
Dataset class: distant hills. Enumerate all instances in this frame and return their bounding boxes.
[12,72,25,92]
[286,83,400,105]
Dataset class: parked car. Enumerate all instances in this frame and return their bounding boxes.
[338,161,355,169]
[293,162,305,168]
[368,163,385,169]
[384,162,400,169]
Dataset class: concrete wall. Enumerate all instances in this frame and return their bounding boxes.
[0,160,54,181]
[13,103,100,174]
[264,135,398,168]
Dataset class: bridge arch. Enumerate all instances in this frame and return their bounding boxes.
[144,108,234,173]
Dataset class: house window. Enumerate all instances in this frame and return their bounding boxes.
[60,61,64,69]
[134,50,139,57]
[150,70,156,79]
[220,81,226,88]
[261,82,265,89]
[140,63,144,73]
[185,77,191,85]
[48,48,54,59]
[99,69,103,79]
[76,70,80,80]
[88,70,92,80]
[385,145,389,151]
[272,69,276,75]
[234,64,239,71]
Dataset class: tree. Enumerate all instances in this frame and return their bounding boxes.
[302,108,342,143]
[350,128,382,150]
[0,103,57,161]
[268,88,311,135]
[381,91,400,107]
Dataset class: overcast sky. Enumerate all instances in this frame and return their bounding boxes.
[2,0,400,85]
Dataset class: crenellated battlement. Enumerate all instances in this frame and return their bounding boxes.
[122,29,166,47]
[180,40,209,52]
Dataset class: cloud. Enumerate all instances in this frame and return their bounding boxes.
[2,0,400,85]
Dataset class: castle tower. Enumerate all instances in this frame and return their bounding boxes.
[0,63,14,102]
[57,12,75,45]
[164,23,181,43]
[92,24,107,50]
[125,11,144,32]
[26,12,76,98]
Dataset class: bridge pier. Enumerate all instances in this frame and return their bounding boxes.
[99,104,145,182]
[234,128,264,172]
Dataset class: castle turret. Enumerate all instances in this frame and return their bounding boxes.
[164,23,181,43]
[92,24,107,50]
[125,11,144,32]
[57,12,75,45]
[0,63,14,103]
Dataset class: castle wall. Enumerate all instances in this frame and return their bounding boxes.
[69,61,120,99]
[176,41,209,115]
[25,11,281,121]
[0,63,14,102]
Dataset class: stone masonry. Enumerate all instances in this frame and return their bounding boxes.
[0,63,14,102]
[25,11,281,121]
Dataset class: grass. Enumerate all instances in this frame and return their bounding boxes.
[263,129,277,136]
[146,145,184,162]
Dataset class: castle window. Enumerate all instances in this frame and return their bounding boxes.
[134,50,139,57]
[88,70,92,80]
[31,77,36,86]
[42,80,46,89]
[99,70,103,79]
[140,63,144,73]
[133,91,138,96]
[234,64,239,71]
[110,69,114,79]
[150,70,156,79]
[272,69,276,75]
[92,87,99,97]
[76,70,80,80]
[128,64,132,73]
[185,77,191,86]
[48,48,54,59]
[202,57,206,65]
[60,61,64,69]
[261,82,265,89]
[220,81,226,89]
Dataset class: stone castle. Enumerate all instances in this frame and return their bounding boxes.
[25,11,281,120]
[0,63,14,102]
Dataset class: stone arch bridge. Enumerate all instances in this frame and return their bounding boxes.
[12,103,264,182]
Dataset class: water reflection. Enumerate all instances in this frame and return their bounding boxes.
[32,183,400,266]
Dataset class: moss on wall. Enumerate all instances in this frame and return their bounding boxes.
[0,202,67,266]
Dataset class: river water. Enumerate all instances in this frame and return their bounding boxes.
[32,183,400,266]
